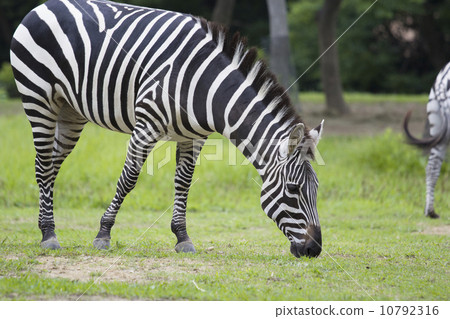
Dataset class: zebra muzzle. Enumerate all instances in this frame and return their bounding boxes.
[290,225,322,258]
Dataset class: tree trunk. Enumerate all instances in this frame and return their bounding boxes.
[0,8,13,47]
[418,0,447,70]
[317,0,349,116]
[266,0,300,113]
[212,0,235,27]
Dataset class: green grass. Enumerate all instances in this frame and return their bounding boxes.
[0,98,23,116]
[300,92,429,104]
[0,89,428,112]
[0,103,449,300]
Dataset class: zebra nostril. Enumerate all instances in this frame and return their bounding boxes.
[306,247,312,256]
[290,242,302,258]
[304,239,322,258]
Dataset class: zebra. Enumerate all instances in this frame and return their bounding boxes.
[403,62,450,219]
[10,0,324,258]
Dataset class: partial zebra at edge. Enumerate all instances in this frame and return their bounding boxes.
[403,61,450,219]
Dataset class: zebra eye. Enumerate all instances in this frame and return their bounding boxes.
[286,183,298,192]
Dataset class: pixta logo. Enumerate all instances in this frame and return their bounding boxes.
[140,137,325,176]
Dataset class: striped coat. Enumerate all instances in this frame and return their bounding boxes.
[11,0,324,257]
[404,62,450,218]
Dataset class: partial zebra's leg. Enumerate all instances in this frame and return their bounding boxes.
[93,121,160,249]
[172,139,206,253]
[24,101,59,249]
[40,106,86,248]
[424,143,447,218]
[52,105,87,178]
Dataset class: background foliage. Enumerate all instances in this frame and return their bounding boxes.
[289,0,450,93]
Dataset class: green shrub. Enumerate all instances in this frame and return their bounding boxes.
[0,63,20,99]
[356,129,448,176]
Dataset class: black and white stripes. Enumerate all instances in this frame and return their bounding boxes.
[11,0,324,257]
[404,62,450,218]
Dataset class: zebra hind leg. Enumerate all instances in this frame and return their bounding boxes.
[171,139,206,253]
[93,121,159,250]
[24,100,59,249]
[36,144,59,249]
[424,144,447,218]
[40,105,86,249]
[52,106,87,178]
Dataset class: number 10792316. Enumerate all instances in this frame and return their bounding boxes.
[379,305,439,316]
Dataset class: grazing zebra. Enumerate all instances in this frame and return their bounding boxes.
[11,0,324,258]
[403,62,450,218]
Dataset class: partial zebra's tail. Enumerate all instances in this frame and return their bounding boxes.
[403,110,447,149]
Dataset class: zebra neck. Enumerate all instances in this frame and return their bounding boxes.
[219,111,290,177]
[204,65,292,176]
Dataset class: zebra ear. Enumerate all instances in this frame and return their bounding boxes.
[279,123,305,158]
[308,120,324,147]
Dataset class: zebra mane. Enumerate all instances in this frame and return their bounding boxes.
[196,18,304,129]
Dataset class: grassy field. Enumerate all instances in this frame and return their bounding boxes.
[300,92,429,104]
[0,98,448,301]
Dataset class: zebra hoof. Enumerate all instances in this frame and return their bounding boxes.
[426,210,440,219]
[93,238,111,250]
[175,241,196,253]
[40,237,61,250]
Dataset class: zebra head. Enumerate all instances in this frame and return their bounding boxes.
[261,121,323,258]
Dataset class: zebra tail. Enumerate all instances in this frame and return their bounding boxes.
[403,110,447,149]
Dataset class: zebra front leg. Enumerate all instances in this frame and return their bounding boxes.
[93,121,159,249]
[171,139,206,253]
[424,144,447,218]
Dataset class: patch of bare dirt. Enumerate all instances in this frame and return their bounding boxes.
[302,101,427,136]
[32,255,215,283]
[418,225,450,236]
[3,255,21,260]
[5,293,131,301]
